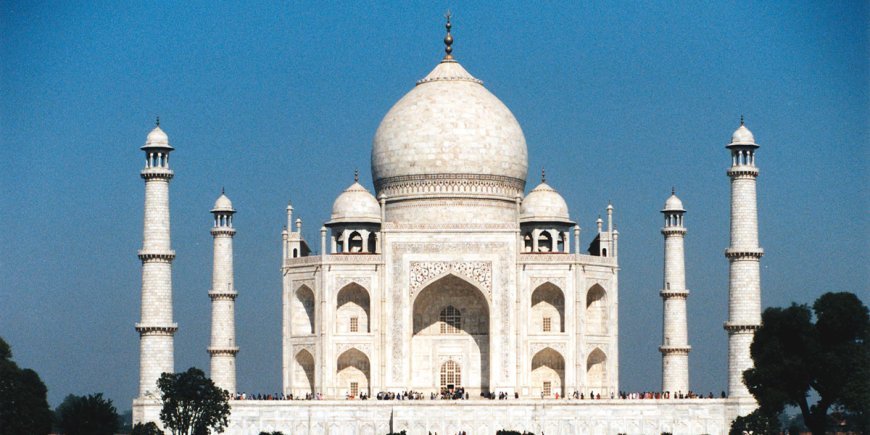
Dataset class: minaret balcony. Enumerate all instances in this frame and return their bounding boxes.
[210,227,237,236]
[726,166,759,177]
[658,345,691,355]
[659,289,690,298]
[660,227,687,236]
[207,347,240,356]
[724,248,764,259]
[723,322,760,332]
[137,250,176,262]
[140,167,174,180]
[135,323,179,335]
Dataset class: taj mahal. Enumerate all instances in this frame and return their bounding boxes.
[133,17,763,434]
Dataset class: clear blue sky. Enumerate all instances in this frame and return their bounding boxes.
[1,1,866,409]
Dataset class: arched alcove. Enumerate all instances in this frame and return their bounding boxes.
[336,283,370,333]
[294,349,315,396]
[586,284,607,335]
[293,285,315,335]
[531,282,565,333]
[586,348,607,394]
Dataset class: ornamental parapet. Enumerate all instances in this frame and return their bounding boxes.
[209,291,238,300]
[723,322,760,332]
[207,346,240,356]
[284,254,384,268]
[660,227,687,236]
[660,289,690,298]
[724,248,764,259]
[659,345,691,355]
[140,168,174,180]
[137,250,176,262]
[726,166,759,178]
[382,222,518,232]
[210,227,237,236]
[135,323,179,335]
[375,173,524,201]
[519,253,618,267]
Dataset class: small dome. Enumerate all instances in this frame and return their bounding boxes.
[729,123,756,146]
[212,193,234,212]
[142,126,173,150]
[520,182,572,223]
[328,182,381,224]
[662,192,685,212]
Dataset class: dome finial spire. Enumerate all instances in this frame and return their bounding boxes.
[740,114,744,126]
[354,168,359,182]
[443,10,454,61]
[155,116,160,127]
[541,167,546,183]
[672,186,675,195]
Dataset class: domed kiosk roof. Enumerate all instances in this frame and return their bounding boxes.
[371,21,528,202]
[520,177,572,224]
[142,119,173,150]
[212,191,235,212]
[728,117,758,147]
[328,178,381,225]
[662,190,685,212]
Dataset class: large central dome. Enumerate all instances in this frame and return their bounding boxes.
[371,58,529,201]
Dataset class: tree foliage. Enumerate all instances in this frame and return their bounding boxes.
[0,336,52,435]
[157,367,230,435]
[729,409,780,435]
[55,393,120,435]
[132,421,166,435]
[743,292,869,435]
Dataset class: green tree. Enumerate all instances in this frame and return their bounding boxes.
[743,292,870,435]
[132,421,166,435]
[157,367,230,435]
[729,409,780,434]
[55,393,120,435]
[0,336,52,435]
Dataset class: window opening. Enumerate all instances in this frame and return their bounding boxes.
[439,306,461,334]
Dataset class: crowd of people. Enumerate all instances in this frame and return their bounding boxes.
[233,389,727,401]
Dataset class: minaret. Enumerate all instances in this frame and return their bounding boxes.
[660,189,690,394]
[208,190,239,394]
[136,120,178,397]
[724,117,763,398]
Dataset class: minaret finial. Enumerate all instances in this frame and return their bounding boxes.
[740,115,744,126]
[541,167,546,183]
[443,10,454,61]
[354,168,359,182]
[155,116,160,127]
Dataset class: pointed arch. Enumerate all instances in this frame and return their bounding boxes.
[411,274,489,393]
[586,284,608,334]
[336,348,370,398]
[537,231,553,252]
[586,347,607,393]
[531,347,565,397]
[294,349,315,396]
[293,285,315,335]
[531,282,565,333]
[523,232,533,252]
[348,231,363,253]
[440,359,462,389]
[336,282,370,333]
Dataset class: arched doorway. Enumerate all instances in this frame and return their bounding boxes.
[531,347,565,398]
[336,348,370,398]
[411,274,489,395]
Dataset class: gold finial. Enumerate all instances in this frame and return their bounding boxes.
[354,168,359,182]
[541,167,546,183]
[443,10,454,61]
[155,116,160,127]
[740,115,744,126]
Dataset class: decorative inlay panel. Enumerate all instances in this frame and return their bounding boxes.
[335,277,372,291]
[336,343,372,358]
[530,277,566,291]
[409,261,492,298]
